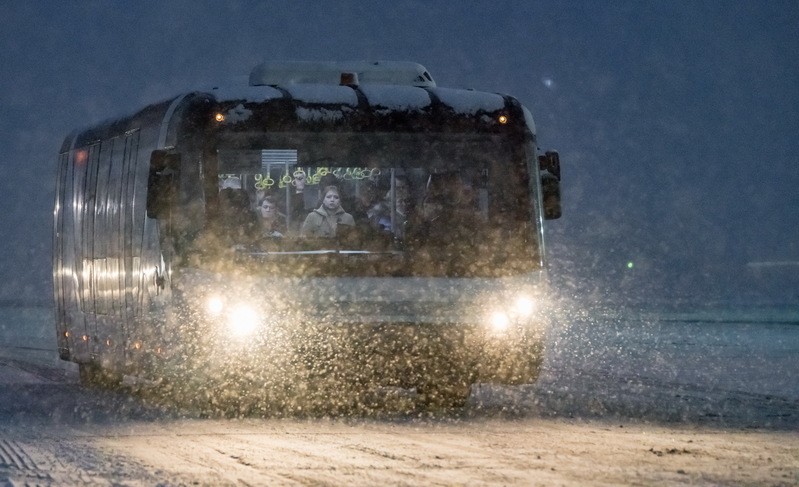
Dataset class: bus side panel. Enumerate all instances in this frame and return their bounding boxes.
[61,148,91,362]
[120,130,145,368]
[93,132,140,371]
[90,138,120,368]
[91,140,112,321]
[55,133,147,369]
[54,94,195,371]
[53,151,73,360]
[103,125,169,373]
[81,145,101,359]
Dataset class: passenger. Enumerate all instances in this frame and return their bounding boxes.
[288,169,308,226]
[292,169,307,192]
[254,187,268,211]
[376,176,412,234]
[426,172,475,213]
[420,194,445,223]
[300,185,355,238]
[351,181,382,229]
[411,172,475,241]
[216,187,257,243]
[256,195,286,238]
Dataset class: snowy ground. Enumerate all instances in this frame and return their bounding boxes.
[0,304,797,485]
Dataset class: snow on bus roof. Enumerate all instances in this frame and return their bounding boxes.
[210,84,283,103]
[210,84,506,113]
[208,71,514,121]
[249,60,436,88]
[210,84,359,106]
[285,84,358,106]
[431,87,506,115]
[359,85,432,111]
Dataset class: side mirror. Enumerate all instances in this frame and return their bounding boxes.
[539,150,562,220]
[146,150,181,219]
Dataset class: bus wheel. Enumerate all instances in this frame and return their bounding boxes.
[78,362,123,389]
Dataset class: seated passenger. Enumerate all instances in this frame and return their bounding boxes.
[351,181,382,228]
[410,172,475,242]
[375,176,412,236]
[215,187,257,244]
[287,169,309,229]
[300,185,355,238]
[256,195,286,238]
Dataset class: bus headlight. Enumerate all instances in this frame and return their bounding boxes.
[489,311,511,332]
[226,303,260,338]
[513,295,535,317]
[206,295,225,316]
[204,295,261,339]
[486,294,538,333]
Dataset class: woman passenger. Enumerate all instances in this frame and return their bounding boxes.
[300,185,355,238]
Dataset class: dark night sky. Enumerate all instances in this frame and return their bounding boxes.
[1,1,797,306]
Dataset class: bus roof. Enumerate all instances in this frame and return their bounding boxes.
[249,60,436,88]
[61,63,537,151]
[211,83,508,116]
[208,82,534,137]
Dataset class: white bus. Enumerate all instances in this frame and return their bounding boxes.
[53,61,562,408]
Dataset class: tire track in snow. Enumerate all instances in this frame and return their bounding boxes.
[0,438,60,485]
[0,439,37,470]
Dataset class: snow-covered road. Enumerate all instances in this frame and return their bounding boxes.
[0,305,797,485]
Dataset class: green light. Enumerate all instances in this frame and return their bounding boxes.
[626,261,634,269]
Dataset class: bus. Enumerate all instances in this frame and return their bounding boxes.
[53,61,562,409]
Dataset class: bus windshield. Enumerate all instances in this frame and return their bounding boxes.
[198,131,541,277]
